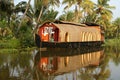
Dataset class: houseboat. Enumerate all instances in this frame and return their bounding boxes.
[35,21,104,48]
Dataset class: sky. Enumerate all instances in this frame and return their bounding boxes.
[14,0,120,20]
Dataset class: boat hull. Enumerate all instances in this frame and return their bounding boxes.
[35,34,104,48]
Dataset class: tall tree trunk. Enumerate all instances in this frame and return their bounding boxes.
[37,6,43,23]
[17,0,31,33]
[33,6,44,34]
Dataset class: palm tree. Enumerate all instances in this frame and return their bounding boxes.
[32,0,60,34]
[62,0,76,9]
[0,0,32,35]
[34,0,60,23]
[59,11,75,21]
[41,9,58,23]
[94,0,115,29]
[17,0,31,33]
[62,0,82,22]
[49,0,60,9]
[9,0,60,37]
[34,0,47,23]
[80,0,94,23]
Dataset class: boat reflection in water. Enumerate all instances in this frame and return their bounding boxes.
[34,47,104,80]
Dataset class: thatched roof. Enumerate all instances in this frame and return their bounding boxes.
[53,22,101,42]
[54,20,87,27]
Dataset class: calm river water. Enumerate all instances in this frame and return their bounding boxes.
[0,47,120,80]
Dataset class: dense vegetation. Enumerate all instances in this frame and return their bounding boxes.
[0,0,120,48]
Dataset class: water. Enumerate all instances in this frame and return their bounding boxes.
[0,47,120,80]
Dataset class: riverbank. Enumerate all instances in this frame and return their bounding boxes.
[0,38,120,53]
[103,38,120,52]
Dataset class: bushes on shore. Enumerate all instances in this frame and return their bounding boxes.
[105,39,120,47]
[0,38,20,48]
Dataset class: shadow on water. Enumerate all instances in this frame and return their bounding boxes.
[33,47,104,80]
[36,47,103,57]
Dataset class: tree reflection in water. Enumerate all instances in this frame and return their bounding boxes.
[106,47,120,66]
[0,50,34,80]
[0,46,120,80]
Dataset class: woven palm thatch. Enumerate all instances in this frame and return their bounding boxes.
[53,22,101,42]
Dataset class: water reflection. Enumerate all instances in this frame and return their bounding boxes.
[34,47,104,80]
[0,50,34,80]
[0,47,120,80]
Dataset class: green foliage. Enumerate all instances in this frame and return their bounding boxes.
[0,20,13,40]
[0,0,118,48]
[7,38,20,48]
[0,20,7,28]
[18,21,35,48]
[0,38,20,48]
[105,39,120,47]
[0,49,18,54]
[41,9,58,23]
[59,11,75,21]
[105,18,120,39]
